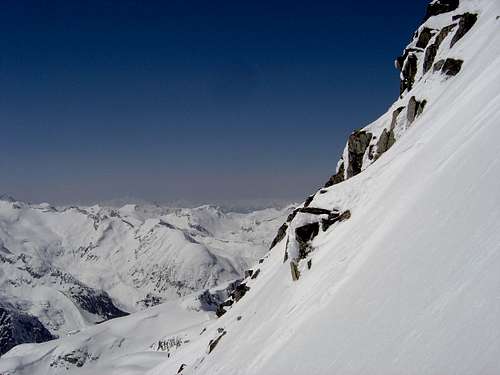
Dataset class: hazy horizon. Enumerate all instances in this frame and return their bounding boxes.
[1,0,428,204]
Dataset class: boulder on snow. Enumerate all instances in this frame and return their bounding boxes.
[208,330,226,354]
[290,261,300,281]
[177,363,187,373]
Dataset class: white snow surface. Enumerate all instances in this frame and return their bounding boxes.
[2,0,500,373]
[0,200,291,337]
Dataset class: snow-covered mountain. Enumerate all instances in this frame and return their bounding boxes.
[2,0,500,373]
[0,198,291,354]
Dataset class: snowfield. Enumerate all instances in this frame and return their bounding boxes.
[2,0,500,374]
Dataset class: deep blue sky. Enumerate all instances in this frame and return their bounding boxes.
[0,0,427,206]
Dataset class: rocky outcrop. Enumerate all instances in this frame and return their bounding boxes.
[423,24,456,73]
[375,129,395,160]
[347,131,373,178]
[290,261,300,281]
[269,223,288,249]
[208,330,226,354]
[0,306,54,355]
[324,160,344,187]
[66,286,128,321]
[215,280,251,317]
[434,58,463,75]
[451,13,478,48]
[295,222,320,259]
[407,96,427,124]
[399,53,418,94]
[416,27,436,49]
[424,0,459,21]
[321,210,351,232]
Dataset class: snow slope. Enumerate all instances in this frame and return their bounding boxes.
[149,1,500,373]
[2,0,500,373]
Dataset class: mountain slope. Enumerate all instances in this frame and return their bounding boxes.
[145,1,499,373]
[2,0,500,373]
[0,200,290,343]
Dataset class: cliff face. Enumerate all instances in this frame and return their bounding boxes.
[323,0,477,190]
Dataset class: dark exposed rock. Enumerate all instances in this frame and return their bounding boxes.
[324,161,345,187]
[215,299,233,317]
[244,269,254,278]
[297,207,332,216]
[375,128,396,160]
[322,210,351,232]
[177,363,187,373]
[441,58,463,75]
[433,59,446,71]
[423,44,438,74]
[307,259,312,270]
[407,96,427,124]
[208,330,226,354]
[450,13,478,48]
[424,0,459,21]
[137,293,162,308]
[286,210,298,223]
[231,283,250,302]
[416,27,436,49]
[435,58,463,75]
[400,53,418,94]
[0,306,54,355]
[290,261,300,281]
[303,195,315,208]
[416,100,427,118]
[346,131,372,178]
[295,222,320,259]
[367,144,376,161]
[269,223,287,249]
[423,24,456,73]
[49,349,98,369]
[390,106,405,130]
[251,269,260,279]
[67,287,128,321]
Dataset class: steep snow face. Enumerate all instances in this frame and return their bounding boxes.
[0,200,291,340]
[141,0,499,373]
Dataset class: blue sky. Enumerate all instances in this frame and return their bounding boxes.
[0,0,428,205]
